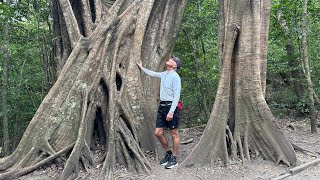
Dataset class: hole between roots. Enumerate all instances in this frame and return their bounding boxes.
[116,73,122,91]
[89,0,96,23]
[91,108,106,151]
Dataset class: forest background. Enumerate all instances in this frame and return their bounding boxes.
[0,0,319,156]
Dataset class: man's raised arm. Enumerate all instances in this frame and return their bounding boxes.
[137,62,163,78]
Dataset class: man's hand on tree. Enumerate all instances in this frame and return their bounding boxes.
[166,113,173,121]
[136,62,142,69]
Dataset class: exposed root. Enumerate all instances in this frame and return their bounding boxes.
[226,125,237,160]
[118,134,135,171]
[0,143,74,180]
[243,107,251,162]
[100,98,116,178]
[118,118,151,173]
[251,134,260,158]
[61,88,96,180]
[291,142,319,156]
[236,135,245,163]
[82,141,95,167]
[180,138,194,145]
[16,147,37,169]
[80,154,91,173]
[33,153,46,165]
[118,101,139,140]
[42,140,59,157]
[0,155,18,171]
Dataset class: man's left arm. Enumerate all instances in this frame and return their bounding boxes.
[168,76,181,115]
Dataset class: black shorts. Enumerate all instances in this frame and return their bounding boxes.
[156,102,180,129]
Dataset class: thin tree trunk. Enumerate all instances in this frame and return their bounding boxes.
[45,0,56,90]
[1,4,10,156]
[183,30,210,119]
[277,14,304,105]
[13,112,19,149]
[52,0,63,77]
[301,0,317,133]
[314,92,319,105]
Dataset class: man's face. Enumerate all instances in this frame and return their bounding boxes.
[166,58,176,70]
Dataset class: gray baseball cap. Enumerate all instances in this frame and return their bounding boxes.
[172,55,182,70]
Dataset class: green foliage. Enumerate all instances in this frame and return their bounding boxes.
[308,1,320,94]
[296,94,310,114]
[175,0,219,126]
[0,0,50,153]
[267,0,320,116]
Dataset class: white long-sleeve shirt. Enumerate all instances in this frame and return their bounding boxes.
[141,67,181,114]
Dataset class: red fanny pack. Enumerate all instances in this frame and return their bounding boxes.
[177,101,183,110]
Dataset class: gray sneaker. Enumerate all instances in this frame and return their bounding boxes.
[160,153,171,166]
[165,155,178,169]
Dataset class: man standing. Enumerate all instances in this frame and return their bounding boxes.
[137,56,181,169]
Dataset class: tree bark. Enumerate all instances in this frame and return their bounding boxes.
[0,0,187,179]
[301,0,317,134]
[1,1,10,156]
[260,0,270,96]
[182,0,297,167]
[218,0,226,72]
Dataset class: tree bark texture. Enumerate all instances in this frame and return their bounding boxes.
[0,0,187,179]
[259,0,270,96]
[1,3,10,156]
[181,0,297,167]
[301,0,317,134]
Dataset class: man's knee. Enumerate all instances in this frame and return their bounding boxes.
[155,128,164,137]
[170,129,179,138]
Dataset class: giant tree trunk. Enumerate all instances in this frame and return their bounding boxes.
[0,0,187,179]
[301,0,317,134]
[182,0,297,167]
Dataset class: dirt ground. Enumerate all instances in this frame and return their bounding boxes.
[19,116,320,180]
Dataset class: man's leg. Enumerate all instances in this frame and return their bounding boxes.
[164,128,179,169]
[164,108,180,169]
[170,128,179,157]
[155,127,172,166]
[155,128,170,151]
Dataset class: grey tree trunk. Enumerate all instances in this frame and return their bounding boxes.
[182,0,297,167]
[301,0,317,134]
[259,0,270,96]
[1,2,10,156]
[0,1,187,179]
